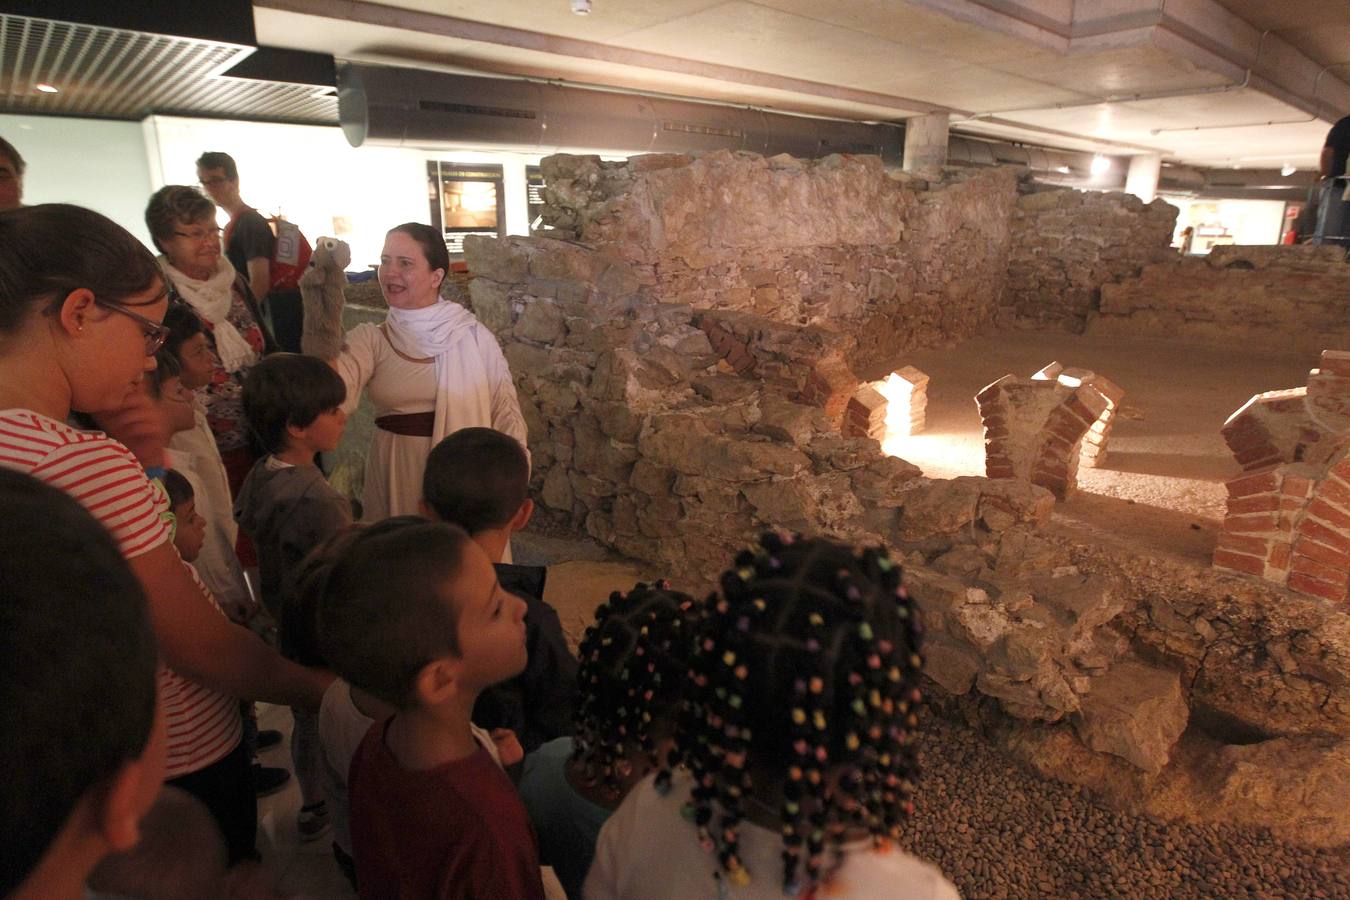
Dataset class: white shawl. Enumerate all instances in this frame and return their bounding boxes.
[384,300,479,444]
[159,255,259,374]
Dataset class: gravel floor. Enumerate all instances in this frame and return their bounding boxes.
[898,715,1350,900]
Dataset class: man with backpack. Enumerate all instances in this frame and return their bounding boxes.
[197,151,310,352]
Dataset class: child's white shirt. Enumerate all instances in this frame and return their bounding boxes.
[166,405,249,608]
[584,771,961,900]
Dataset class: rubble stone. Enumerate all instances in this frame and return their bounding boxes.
[1073,661,1189,773]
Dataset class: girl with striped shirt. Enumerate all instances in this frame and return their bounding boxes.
[0,203,331,862]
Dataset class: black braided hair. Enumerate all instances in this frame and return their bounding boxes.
[570,580,699,800]
[671,532,925,895]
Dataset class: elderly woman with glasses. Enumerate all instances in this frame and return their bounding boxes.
[145,185,277,509]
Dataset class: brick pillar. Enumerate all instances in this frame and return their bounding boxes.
[1214,351,1350,603]
[845,384,887,442]
[978,363,1121,499]
[845,366,930,446]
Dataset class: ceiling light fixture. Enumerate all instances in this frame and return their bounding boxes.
[1281,163,1296,177]
[570,0,591,14]
[1055,165,1070,174]
[35,83,58,93]
[1089,154,1110,176]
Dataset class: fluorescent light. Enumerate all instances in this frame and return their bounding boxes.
[35,83,58,93]
[1090,155,1110,176]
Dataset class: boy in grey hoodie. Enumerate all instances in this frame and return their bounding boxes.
[234,352,353,843]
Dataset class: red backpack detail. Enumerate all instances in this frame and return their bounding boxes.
[267,217,313,293]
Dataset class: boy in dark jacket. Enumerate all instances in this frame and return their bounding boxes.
[421,427,579,755]
[234,353,352,841]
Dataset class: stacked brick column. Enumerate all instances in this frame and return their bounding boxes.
[888,365,930,436]
[844,365,930,444]
[846,384,887,442]
[1214,351,1350,603]
[976,363,1121,500]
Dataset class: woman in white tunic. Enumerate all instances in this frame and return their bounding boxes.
[318,223,527,522]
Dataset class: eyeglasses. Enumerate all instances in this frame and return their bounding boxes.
[173,226,221,243]
[95,299,170,356]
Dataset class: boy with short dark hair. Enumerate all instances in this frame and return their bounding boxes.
[314,518,542,899]
[421,427,579,754]
[235,352,353,841]
[235,352,352,617]
[0,468,163,900]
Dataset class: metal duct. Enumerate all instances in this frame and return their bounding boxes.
[338,63,903,164]
[947,134,1126,190]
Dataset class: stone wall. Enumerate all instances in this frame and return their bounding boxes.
[463,152,1349,840]
[1001,183,1178,332]
[466,232,1052,580]
[539,151,1018,379]
[1088,245,1350,352]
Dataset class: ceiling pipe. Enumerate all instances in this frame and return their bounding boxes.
[1150,57,1350,135]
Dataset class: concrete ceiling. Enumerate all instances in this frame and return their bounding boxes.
[253,0,1348,170]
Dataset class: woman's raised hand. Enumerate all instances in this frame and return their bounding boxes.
[93,390,169,469]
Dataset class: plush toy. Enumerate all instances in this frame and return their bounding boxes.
[299,236,351,360]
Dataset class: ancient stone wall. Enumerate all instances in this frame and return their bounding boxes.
[463,153,1349,840]
[1001,184,1178,332]
[1088,245,1350,352]
[538,151,1018,379]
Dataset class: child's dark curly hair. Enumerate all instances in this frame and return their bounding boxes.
[671,532,926,894]
[570,580,698,800]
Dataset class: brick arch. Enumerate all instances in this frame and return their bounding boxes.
[1220,350,1350,473]
[1214,442,1350,604]
[1288,448,1350,603]
[976,363,1121,500]
[1214,351,1350,603]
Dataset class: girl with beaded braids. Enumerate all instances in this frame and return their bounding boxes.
[519,580,698,900]
[583,534,958,900]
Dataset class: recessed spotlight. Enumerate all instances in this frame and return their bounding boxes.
[570,0,591,13]
[35,83,58,93]
[1281,162,1296,176]
[1089,154,1110,176]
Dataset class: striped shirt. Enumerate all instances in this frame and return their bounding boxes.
[0,410,241,776]
[162,565,243,777]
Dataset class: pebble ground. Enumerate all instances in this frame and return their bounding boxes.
[896,715,1350,899]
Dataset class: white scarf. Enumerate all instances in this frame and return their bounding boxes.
[384,301,475,442]
[159,255,259,374]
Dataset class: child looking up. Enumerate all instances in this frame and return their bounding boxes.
[314,518,542,900]
[585,533,959,900]
[234,352,353,842]
[0,469,163,900]
[161,304,252,619]
[163,469,207,565]
[422,426,579,754]
[519,580,697,900]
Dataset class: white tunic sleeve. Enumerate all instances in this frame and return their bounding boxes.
[334,323,382,416]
